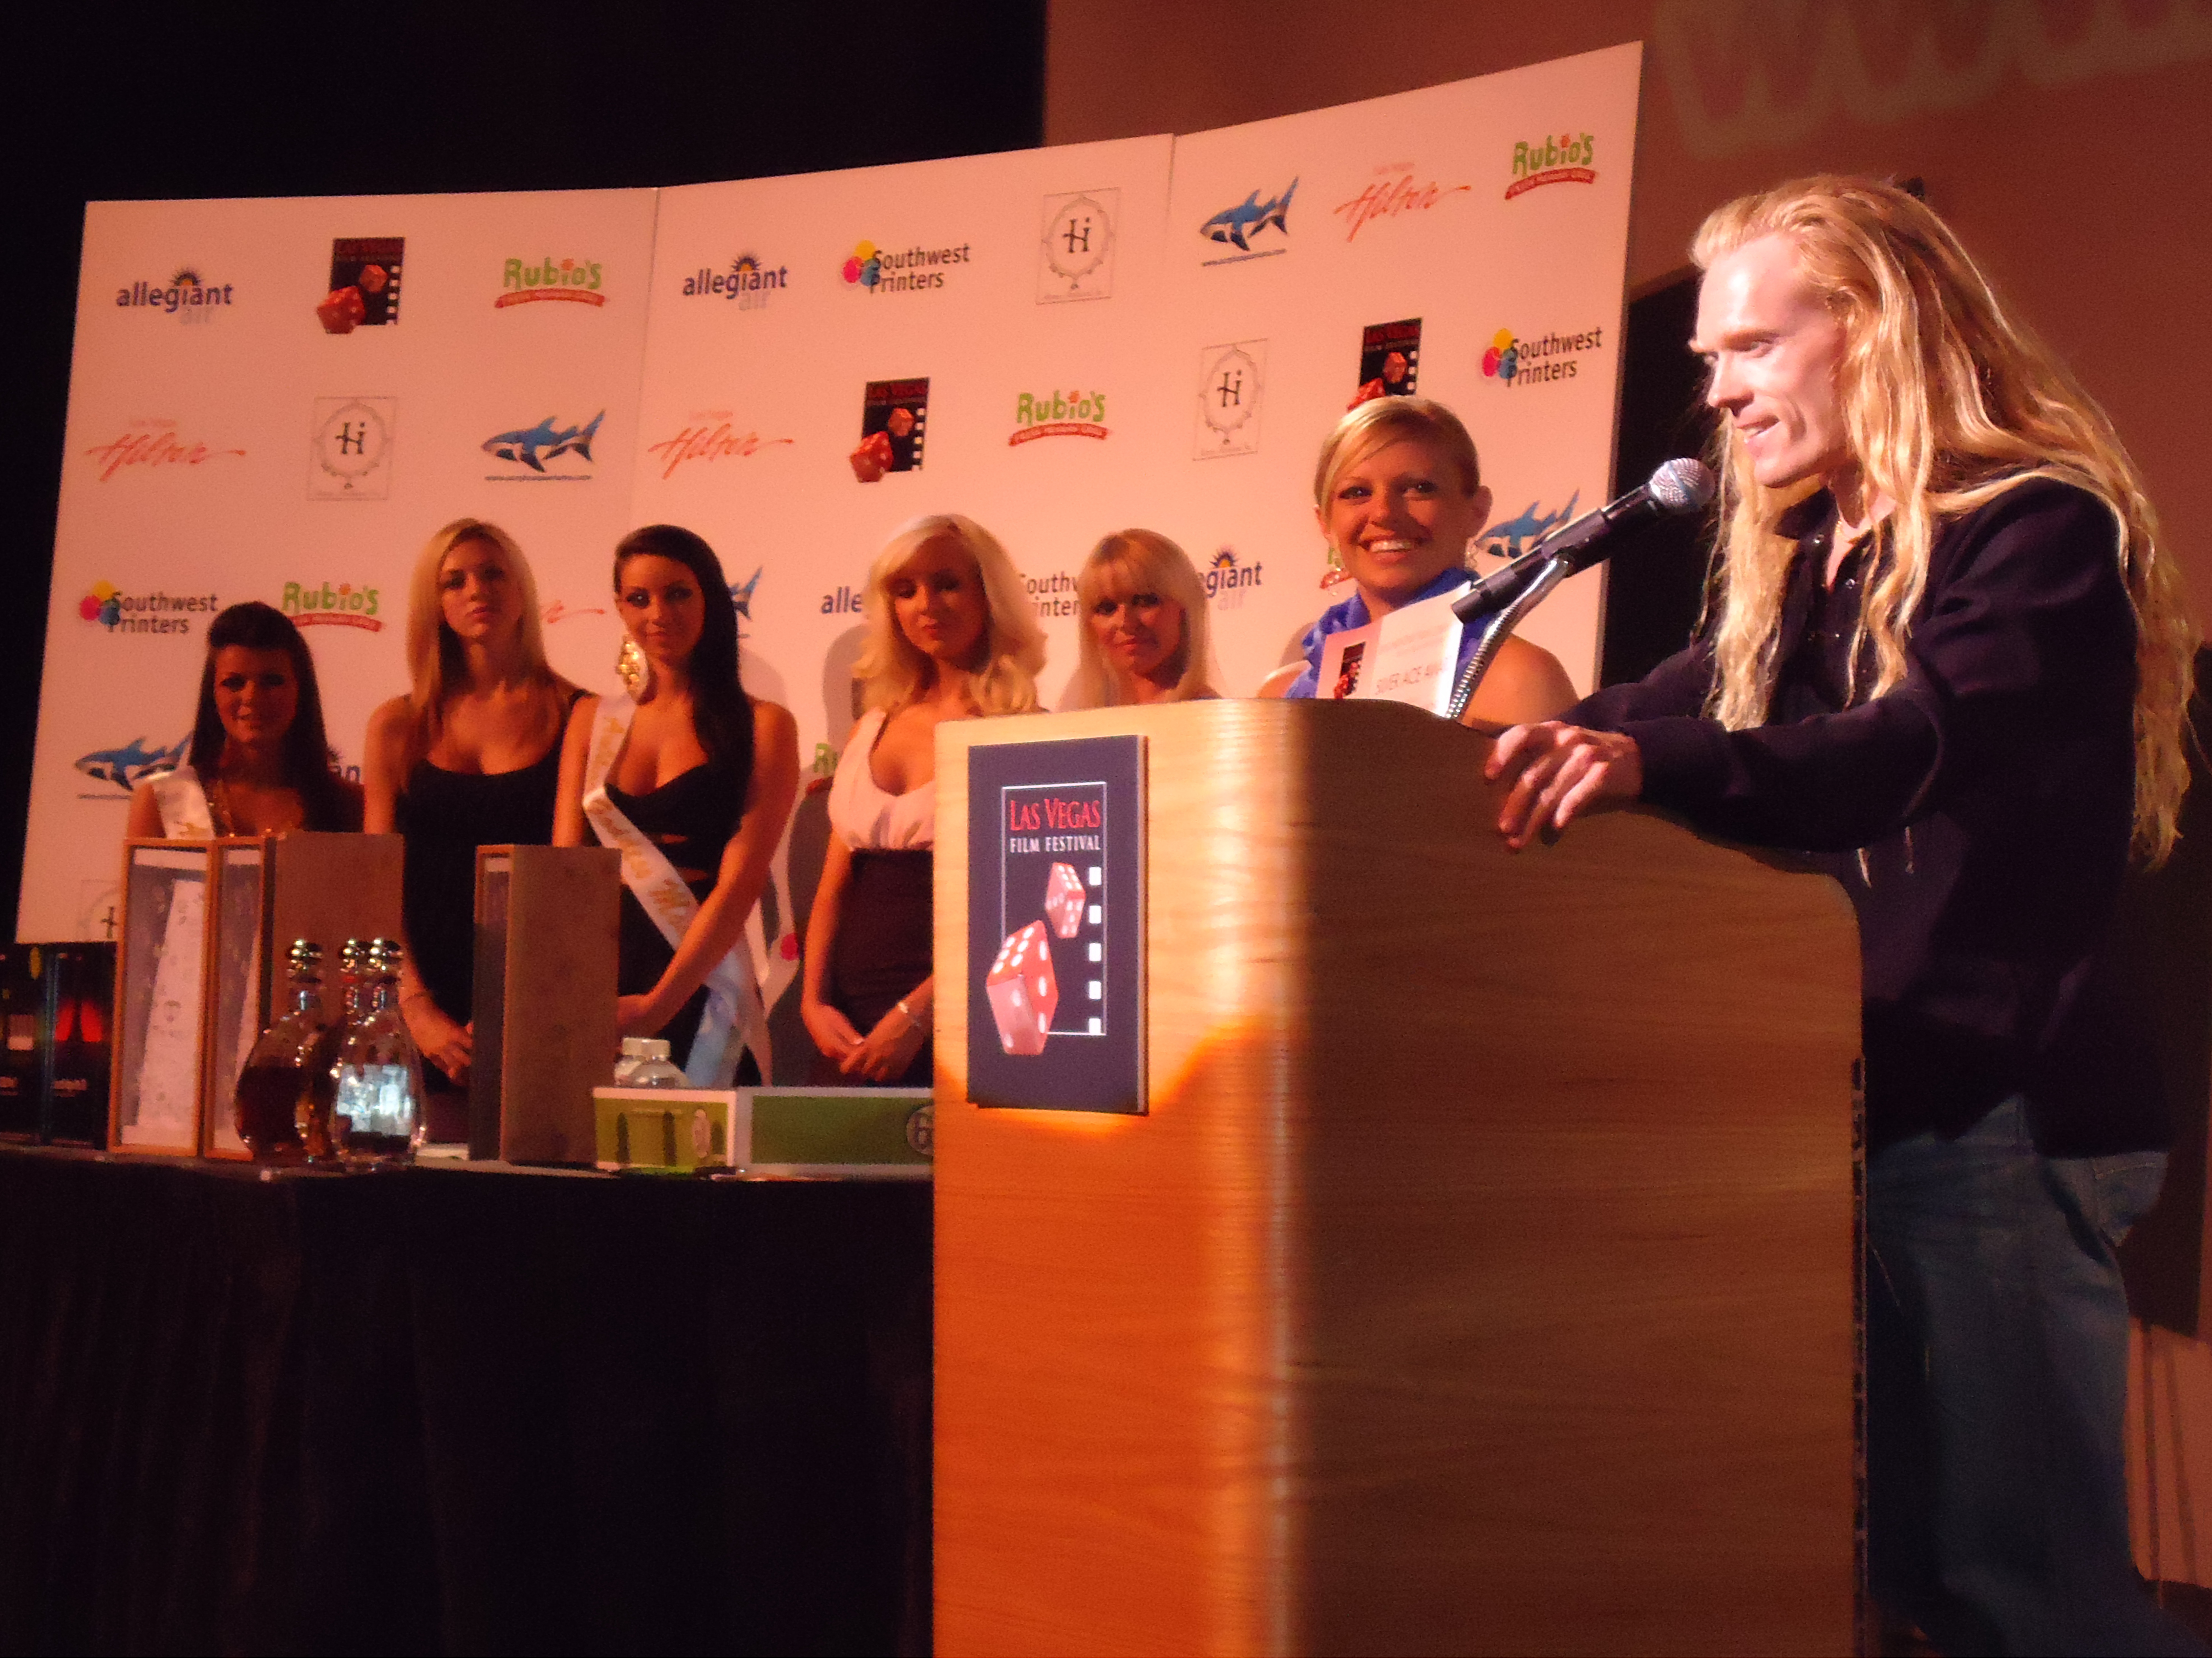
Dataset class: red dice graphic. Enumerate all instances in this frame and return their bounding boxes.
[985,920,1058,1055]
[1044,862,1087,939]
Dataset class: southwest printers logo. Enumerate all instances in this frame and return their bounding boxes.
[1010,389,1109,446]
[1506,132,1597,199]
[842,239,971,294]
[681,254,786,310]
[281,579,382,631]
[79,583,219,636]
[1482,325,1606,387]
[498,255,605,309]
[82,419,245,482]
[115,267,234,322]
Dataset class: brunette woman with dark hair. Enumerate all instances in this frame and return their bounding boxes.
[554,525,799,1085]
[126,601,363,838]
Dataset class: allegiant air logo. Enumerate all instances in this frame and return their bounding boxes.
[1010,389,1109,445]
[115,268,234,320]
[1506,132,1597,199]
[498,256,605,308]
[281,579,381,631]
[1204,548,1263,608]
[681,254,785,308]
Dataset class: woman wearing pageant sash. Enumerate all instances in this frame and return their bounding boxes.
[554,525,799,1086]
[1261,396,1578,721]
[1060,528,1220,708]
[363,520,579,1119]
[126,601,363,839]
[802,514,1045,1086]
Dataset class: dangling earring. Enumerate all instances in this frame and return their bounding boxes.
[615,637,646,696]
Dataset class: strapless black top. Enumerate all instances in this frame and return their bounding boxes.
[603,760,749,887]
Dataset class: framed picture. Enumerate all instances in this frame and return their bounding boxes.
[110,839,217,1156]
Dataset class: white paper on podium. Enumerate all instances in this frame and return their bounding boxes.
[1347,582,1469,716]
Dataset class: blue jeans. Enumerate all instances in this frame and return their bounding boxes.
[1867,1097,2202,1654]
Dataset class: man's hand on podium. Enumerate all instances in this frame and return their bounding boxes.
[1486,722,1643,850]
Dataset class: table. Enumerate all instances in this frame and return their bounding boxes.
[0,1147,931,1655]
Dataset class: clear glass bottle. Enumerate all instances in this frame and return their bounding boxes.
[302,938,367,1162]
[330,938,427,1165]
[627,1038,687,1088]
[230,940,325,1162]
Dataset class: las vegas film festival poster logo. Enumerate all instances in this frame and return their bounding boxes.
[679,253,786,310]
[115,266,234,322]
[645,414,794,481]
[1332,165,1470,242]
[279,577,382,631]
[498,255,606,309]
[1037,189,1117,303]
[1482,324,1606,388]
[842,239,971,294]
[1010,389,1109,446]
[850,379,928,482]
[317,237,403,333]
[82,419,245,482]
[1349,318,1421,409]
[1195,341,1266,459]
[1506,131,1597,200]
[1199,180,1295,265]
[482,411,603,481]
[78,582,218,637]
[308,396,395,500]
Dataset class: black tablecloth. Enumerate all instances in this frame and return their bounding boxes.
[0,1148,931,1655]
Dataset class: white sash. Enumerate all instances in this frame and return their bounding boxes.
[148,765,215,837]
[582,694,770,1087]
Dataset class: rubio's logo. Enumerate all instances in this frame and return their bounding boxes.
[682,254,786,309]
[1010,389,1109,446]
[1483,325,1605,387]
[79,583,218,636]
[83,419,245,482]
[842,239,971,294]
[1506,132,1597,199]
[498,256,605,308]
[281,579,382,631]
[116,267,233,321]
[1204,548,1264,608]
[1199,180,1296,264]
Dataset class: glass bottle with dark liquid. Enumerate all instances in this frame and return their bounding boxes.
[230,940,328,1161]
[331,938,425,1164]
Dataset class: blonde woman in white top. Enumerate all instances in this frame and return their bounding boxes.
[1060,528,1221,708]
[800,514,1045,1084]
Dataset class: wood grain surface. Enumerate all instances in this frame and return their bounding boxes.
[934,700,1862,1655]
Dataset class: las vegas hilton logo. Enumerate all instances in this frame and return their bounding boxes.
[1194,341,1266,459]
[309,397,395,500]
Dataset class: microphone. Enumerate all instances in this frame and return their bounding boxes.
[1453,458,1716,623]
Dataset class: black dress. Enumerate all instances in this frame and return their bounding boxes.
[602,760,752,1077]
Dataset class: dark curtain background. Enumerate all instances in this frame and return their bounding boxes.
[1,2,1049,938]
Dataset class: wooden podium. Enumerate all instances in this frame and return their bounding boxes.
[934,699,1862,1656]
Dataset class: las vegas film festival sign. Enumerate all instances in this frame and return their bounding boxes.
[23,45,1639,944]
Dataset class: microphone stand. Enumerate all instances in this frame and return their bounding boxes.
[1443,549,1577,722]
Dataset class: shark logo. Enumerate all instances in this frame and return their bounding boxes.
[1482,493,1581,561]
[75,735,189,791]
[1199,180,1297,262]
[482,411,604,476]
[729,566,763,634]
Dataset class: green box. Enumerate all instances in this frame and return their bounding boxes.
[592,1086,932,1178]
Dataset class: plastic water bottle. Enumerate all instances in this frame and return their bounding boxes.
[627,1038,687,1089]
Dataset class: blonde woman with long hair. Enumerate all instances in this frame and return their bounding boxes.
[1487,177,2201,1651]
[1062,528,1220,707]
[801,515,1044,1084]
[364,519,578,1125]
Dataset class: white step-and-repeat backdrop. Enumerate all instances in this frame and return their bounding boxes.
[25,42,1640,941]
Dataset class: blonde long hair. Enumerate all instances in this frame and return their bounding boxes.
[1062,529,1219,708]
[851,514,1045,716]
[1694,177,2199,863]
[403,518,567,763]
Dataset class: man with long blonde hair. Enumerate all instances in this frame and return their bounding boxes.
[1490,177,2200,1650]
